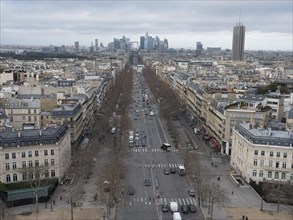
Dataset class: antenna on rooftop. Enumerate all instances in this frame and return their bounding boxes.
[238,9,242,25]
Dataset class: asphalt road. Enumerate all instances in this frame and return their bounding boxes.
[118,71,202,220]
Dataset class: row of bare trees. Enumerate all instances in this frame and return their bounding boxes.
[95,64,133,215]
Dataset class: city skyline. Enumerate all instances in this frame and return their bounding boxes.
[1,0,292,51]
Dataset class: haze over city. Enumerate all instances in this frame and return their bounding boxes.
[1,0,292,50]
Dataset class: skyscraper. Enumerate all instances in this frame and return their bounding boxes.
[74,41,79,53]
[95,39,99,51]
[196,42,203,55]
[140,36,145,50]
[232,23,245,61]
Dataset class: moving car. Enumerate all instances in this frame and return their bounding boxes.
[181,205,189,214]
[188,189,195,197]
[144,178,151,186]
[170,167,177,174]
[161,204,169,212]
[128,186,135,195]
[188,204,196,213]
[164,168,170,175]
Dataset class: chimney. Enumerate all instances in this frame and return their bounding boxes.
[39,130,42,136]
[268,127,272,136]
[18,131,20,137]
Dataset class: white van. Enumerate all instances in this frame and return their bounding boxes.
[169,202,178,212]
[172,212,182,220]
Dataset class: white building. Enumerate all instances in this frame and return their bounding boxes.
[231,123,293,184]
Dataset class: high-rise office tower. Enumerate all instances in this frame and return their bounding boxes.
[95,39,99,51]
[196,42,203,55]
[232,23,245,61]
[74,41,79,53]
[140,36,145,50]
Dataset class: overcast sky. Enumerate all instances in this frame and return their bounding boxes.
[1,0,292,50]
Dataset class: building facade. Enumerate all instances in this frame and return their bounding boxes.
[0,123,71,184]
[231,123,293,184]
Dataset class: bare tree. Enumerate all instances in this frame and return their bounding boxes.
[206,182,230,220]
[18,165,50,213]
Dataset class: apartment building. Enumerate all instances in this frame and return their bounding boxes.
[231,123,293,184]
[0,123,71,184]
[4,98,41,129]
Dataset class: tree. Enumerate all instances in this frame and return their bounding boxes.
[206,182,230,219]
[19,165,49,213]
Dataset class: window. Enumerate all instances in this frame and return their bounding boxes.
[35,160,39,167]
[51,159,55,166]
[254,150,258,155]
[13,174,17,182]
[6,174,11,183]
[261,151,265,156]
[44,150,48,156]
[5,153,9,159]
[259,170,264,177]
[22,173,27,181]
[29,172,33,180]
[276,162,279,168]
[12,152,16,159]
[270,151,274,157]
[22,152,26,158]
[5,163,10,170]
[29,161,33,167]
[51,170,55,177]
[51,149,54,155]
[44,159,49,166]
[276,152,280,157]
[253,170,257,177]
[268,171,272,178]
[260,160,264,167]
[22,161,26,168]
[274,172,279,179]
[35,171,40,179]
[291,173,293,180]
[253,159,258,166]
[281,173,286,180]
[28,151,32,157]
[282,162,287,169]
[35,151,39,157]
[283,152,287,158]
[269,160,273,167]
[45,170,49,178]
[12,162,17,170]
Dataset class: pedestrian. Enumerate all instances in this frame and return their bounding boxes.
[53,200,55,205]
[242,215,245,220]
[245,217,248,220]
[45,203,47,208]
[60,196,62,201]
[232,191,233,195]
[153,198,155,202]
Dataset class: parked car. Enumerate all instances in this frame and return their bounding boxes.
[161,204,169,212]
[188,204,196,213]
[188,189,195,197]
[181,205,189,214]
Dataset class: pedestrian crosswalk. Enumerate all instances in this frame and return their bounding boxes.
[124,148,178,153]
[126,197,197,206]
[137,163,183,168]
